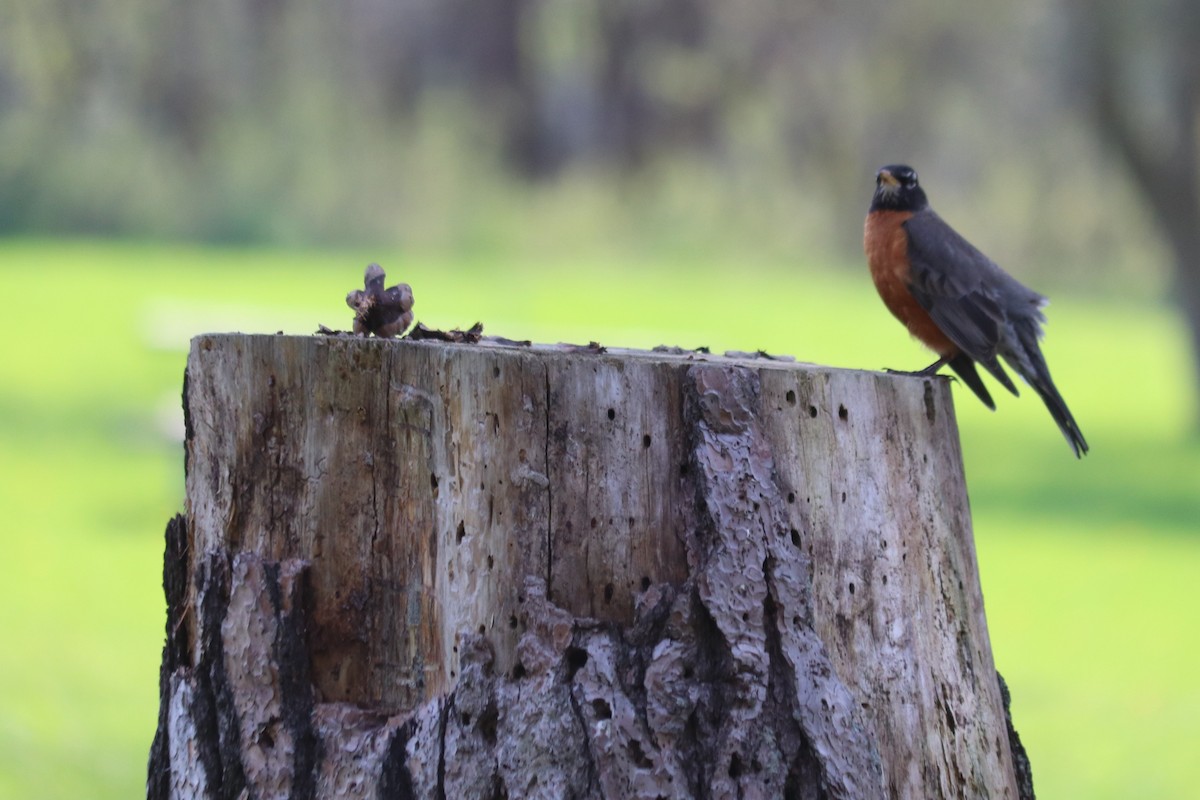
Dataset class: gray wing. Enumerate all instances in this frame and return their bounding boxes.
[906,210,1086,456]
[902,209,1044,396]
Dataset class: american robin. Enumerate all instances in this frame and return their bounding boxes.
[863,164,1088,457]
[346,263,414,338]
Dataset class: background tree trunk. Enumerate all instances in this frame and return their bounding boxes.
[148,334,1031,799]
[1068,0,1200,429]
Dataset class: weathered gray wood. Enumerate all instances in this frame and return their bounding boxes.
[150,334,1028,800]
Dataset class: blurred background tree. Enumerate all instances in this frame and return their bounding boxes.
[1067,0,1200,424]
[0,0,1193,413]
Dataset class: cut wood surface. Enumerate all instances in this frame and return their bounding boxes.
[149,334,1030,799]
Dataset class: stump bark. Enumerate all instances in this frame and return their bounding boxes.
[148,334,1030,799]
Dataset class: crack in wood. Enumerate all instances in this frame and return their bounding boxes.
[543,365,553,604]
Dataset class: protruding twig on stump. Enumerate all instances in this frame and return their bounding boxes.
[346,263,414,337]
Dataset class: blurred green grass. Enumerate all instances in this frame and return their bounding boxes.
[0,238,1196,799]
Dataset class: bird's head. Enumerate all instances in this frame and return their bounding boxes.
[870,164,928,212]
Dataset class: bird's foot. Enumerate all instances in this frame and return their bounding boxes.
[884,356,950,377]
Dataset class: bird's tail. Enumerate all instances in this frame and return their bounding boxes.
[1031,379,1088,458]
[947,354,996,410]
[1011,323,1088,458]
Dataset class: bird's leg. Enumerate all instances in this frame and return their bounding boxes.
[884,355,950,377]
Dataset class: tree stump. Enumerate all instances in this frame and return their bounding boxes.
[147,334,1031,799]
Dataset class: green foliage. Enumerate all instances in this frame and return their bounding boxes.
[0,239,1196,799]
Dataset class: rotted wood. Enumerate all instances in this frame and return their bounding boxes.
[148,334,1030,799]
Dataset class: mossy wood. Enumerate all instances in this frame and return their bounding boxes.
[147,334,1031,800]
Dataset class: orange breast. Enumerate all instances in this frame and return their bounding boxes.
[864,210,957,356]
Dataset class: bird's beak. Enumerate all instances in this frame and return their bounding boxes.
[877,169,899,189]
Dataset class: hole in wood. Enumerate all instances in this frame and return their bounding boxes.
[456,521,466,544]
[511,663,526,680]
[838,404,848,421]
[460,712,471,727]
[728,753,744,778]
[640,576,651,592]
[508,614,518,629]
[790,529,801,547]
[590,517,597,529]
[565,646,589,679]
[786,389,796,405]
[786,492,795,504]
[603,583,615,603]
[592,698,612,720]
[430,473,439,495]
[849,582,856,595]
[629,738,653,769]
[841,491,847,503]
[486,555,494,570]
[478,704,498,743]
[642,434,652,448]
[607,408,616,421]
[492,366,500,378]
[682,665,693,679]
[808,405,818,418]
[477,624,486,635]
